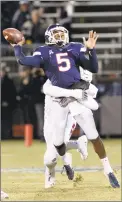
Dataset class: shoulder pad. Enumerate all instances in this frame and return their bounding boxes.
[80,46,86,52]
[33,46,47,56]
[70,42,86,52]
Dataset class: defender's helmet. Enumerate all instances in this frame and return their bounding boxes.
[45,24,69,46]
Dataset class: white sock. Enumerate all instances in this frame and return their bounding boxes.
[66,140,78,151]
[62,153,72,167]
[101,157,113,174]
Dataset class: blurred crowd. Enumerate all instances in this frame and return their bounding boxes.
[1,64,47,140]
[1,0,73,44]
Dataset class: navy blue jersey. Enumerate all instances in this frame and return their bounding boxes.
[14,42,98,88]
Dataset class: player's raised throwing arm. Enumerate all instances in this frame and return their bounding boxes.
[11,39,44,67]
[80,31,99,73]
[13,45,44,67]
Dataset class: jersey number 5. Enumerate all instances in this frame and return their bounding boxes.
[56,53,71,72]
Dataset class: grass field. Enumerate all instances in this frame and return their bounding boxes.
[1,139,121,201]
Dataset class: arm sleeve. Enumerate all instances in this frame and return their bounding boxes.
[13,45,44,67]
[43,79,82,98]
[79,47,98,73]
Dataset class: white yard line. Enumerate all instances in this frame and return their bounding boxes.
[1,166,121,173]
[2,182,42,184]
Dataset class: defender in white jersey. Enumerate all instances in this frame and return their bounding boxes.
[44,93,88,188]
[43,64,120,189]
[43,69,97,188]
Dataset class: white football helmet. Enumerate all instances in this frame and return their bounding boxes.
[45,24,69,46]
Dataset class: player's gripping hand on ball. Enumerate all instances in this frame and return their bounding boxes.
[10,36,25,47]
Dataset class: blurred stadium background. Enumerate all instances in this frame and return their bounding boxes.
[1,0,121,201]
[1,0,121,140]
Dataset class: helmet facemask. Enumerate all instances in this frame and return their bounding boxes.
[45,26,69,46]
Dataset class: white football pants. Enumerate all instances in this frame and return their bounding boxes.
[44,95,76,167]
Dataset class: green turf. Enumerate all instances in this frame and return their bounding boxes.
[1,139,121,201]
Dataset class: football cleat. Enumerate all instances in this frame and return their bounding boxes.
[107,172,120,188]
[61,153,74,180]
[63,165,74,180]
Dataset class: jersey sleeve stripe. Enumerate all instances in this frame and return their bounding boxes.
[80,47,87,52]
[33,51,41,56]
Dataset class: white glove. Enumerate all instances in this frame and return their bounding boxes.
[71,89,87,100]
[80,67,92,82]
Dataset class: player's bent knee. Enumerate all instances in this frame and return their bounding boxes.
[87,131,99,140]
[44,150,57,168]
[54,143,66,156]
[90,136,101,143]
[53,136,64,148]
[74,111,99,140]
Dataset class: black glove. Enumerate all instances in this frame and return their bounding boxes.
[70,79,90,90]
[59,97,76,107]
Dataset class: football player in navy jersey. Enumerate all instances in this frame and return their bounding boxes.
[11,24,120,188]
[13,24,98,88]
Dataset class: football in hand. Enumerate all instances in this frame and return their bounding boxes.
[2,28,25,44]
